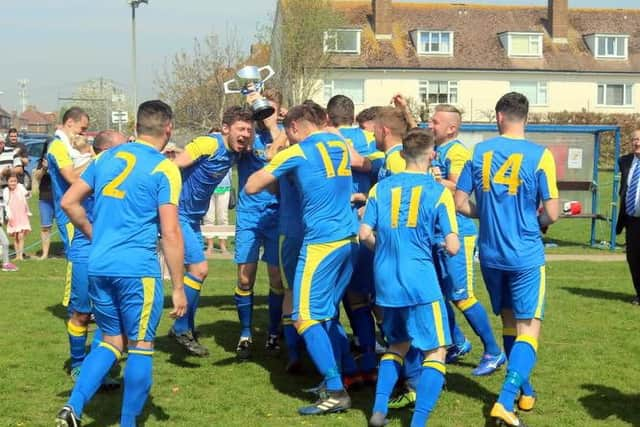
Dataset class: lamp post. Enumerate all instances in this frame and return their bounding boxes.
[128,0,148,112]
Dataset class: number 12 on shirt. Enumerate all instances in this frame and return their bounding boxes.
[481,151,523,195]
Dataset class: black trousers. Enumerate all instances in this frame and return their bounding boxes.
[625,217,640,298]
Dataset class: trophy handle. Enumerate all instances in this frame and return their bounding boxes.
[258,65,275,83]
[224,78,242,94]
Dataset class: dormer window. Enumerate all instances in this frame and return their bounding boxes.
[499,32,543,57]
[585,34,628,59]
[323,29,361,54]
[415,31,453,55]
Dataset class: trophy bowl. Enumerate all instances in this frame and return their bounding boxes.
[224,65,276,121]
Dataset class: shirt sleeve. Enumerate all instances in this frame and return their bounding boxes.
[153,158,182,206]
[456,159,474,194]
[47,139,73,169]
[447,144,471,177]
[361,184,379,229]
[80,159,97,191]
[184,136,220,162]
[264,144,305,179]
[436,187,458,236]
[536,148,559,201]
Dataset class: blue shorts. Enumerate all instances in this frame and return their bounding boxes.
[89,276,164,342]
[382,299,451,351]
[279,234,303,289]
[39,199,54,228]
[347,243,375,296]
[292,237,358,321]
[180,217,205,265]
[234,221,280,266]
[436,235,476,302]
[62,261,91,314]
[480,265,547,320]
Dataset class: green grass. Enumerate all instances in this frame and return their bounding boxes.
[1,258,639,426]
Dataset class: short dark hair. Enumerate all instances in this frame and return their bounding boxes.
[495,92,529,122]
[283,104,322,128]
[136,100,173,138]
[376,107,409,138]
[302,100,328,126]
[222,106,254,127]
[7,128,18,136]
[356,106,380,126]
[62,107,88,125]
[263,88,283,107]
[402,128,435,160]
[327,95,354,127]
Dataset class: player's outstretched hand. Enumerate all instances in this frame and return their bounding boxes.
[391,93,409,109]
[170,288,188,319]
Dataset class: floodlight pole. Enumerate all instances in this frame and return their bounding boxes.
[129,0,148,112]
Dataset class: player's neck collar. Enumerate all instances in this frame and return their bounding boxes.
[136,139,156,149]
[501,133,525,140]
[402,169,425,175]
[386,143,402,154]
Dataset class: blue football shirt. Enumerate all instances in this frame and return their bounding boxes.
[457,135,558,270]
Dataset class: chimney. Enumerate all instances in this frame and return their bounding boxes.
[548,0,568,43]
[373,0,392,40]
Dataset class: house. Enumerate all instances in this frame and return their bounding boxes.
[17,108,56,134]
[275,0,640,121]
[0,106,10,131]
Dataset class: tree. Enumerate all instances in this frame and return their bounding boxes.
[156,30,245,132]
[271,0,345,105]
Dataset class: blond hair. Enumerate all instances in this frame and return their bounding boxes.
[71,135,91,153]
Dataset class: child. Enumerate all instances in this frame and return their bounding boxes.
[3,172,32,261]
[69,135,94,171]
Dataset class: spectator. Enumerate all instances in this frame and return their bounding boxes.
[204,169,232,256]
[2,171,32,261]
[34,154,54,259]
[0,187,17,271]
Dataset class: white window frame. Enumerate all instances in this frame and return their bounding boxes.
[596,83,633,107]
[509,81,548,106]
[324,79,365,104]
[418,80,458,105]
[505,32,543,57]
[323,29,361,54]
[416,31,454,55]
[594,34,628,59]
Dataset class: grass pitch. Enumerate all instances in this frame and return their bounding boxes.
[1,257,639,426]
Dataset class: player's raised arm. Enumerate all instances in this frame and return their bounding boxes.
[60,178,93,239]
[173,135,220,169]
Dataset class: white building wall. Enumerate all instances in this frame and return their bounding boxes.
[312,69,640,121]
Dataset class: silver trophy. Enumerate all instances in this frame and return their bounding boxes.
[224,65,276,121]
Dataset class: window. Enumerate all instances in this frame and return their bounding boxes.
[419,80,458,104]
[501,32,543,57]
[323,30,361,54]
[324,80,365,104]
[510,81,548,105]
[595,35,627,58]
[417,31,453,55]
[597,83,632,106]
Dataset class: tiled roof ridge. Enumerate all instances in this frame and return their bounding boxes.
[332,1,640,13]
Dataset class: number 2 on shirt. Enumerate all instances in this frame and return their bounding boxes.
[482,151,523,195]
[103,152,137,199]
[316,141,350,178]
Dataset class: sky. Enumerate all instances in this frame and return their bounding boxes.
[1,0,638,113]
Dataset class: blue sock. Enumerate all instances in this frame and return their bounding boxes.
[445,301,466,346]
[90,327,103,352]
[173,274,202,334]
[121,348,154,427]
[350,305,377,373]
[68,342,121,417]
[282,315,302,362]
[503,329,534,397]
[497,336,538,411]
[234,286,254,338]
[411,360,446,427]
[326,319,358,376]
[298,321,343,391]
[460,299,501,355]
[403,346,424,390]
[67,321,88,369]
[267,287,284,336]
[372,353,402,415]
